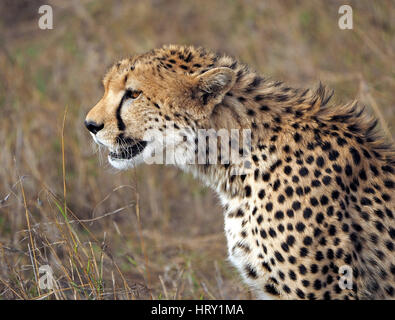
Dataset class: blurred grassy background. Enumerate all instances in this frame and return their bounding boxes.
[0,0,393,299]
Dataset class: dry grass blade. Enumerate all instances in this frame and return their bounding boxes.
[18,169,41,296]
[135,193,152,299]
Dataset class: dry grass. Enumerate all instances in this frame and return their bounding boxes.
[0,0,393,299]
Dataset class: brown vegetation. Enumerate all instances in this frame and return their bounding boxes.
[0,0,393,299]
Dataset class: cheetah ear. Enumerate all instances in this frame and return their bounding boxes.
[196,67,236,105]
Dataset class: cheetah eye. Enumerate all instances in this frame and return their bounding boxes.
[124,89,142,100]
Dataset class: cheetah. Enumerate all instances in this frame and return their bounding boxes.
[85,45,395,300]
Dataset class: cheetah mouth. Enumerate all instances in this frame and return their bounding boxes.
[109,141,148,160]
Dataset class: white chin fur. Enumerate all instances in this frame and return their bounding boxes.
[108,153,145,170]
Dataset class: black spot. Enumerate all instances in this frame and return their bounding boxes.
[328,150,340,161]
[385,286,394,297]
[361,197,372,206]
[184,52,193,62]
[311,180,321,187]
[254,168,260,180]
[384,180,394,189]
[310,197,319,206]
[336,137,347,146]
[315,251,324,261]
[264,284,280,296]
[359,169,367,180]
[326,249,334,260]
[331,190,340,200]
[299,167,309,177]
[285,186,294,197]
[344,165,354,177]
[245,264,257,279]
[328,225,337,236]
[292,201,301,211]
[303,208,313,219]
[322,176,332,185]
[313,279,322,290]
[382,165,394,174]
[270,160,282,172]
[246,76,262,92]
[307,293,316,300]
[296,222,306,232]
[316,212,324,224]
[289,270,297,280]
[283,285,291,294]
[316,156,325,168]
[300,247,308,257]
[273,179,281,191]
[294,133,301,143]
[281,242,289,252]
[314,228,322,237]
[262,172,271,181]
[370,164,379,176]
[296,187,303,196]
[303,236,313,246]
[321,142,332,151]
[299,264,307,275]
[349,147,361,165]
[333,164,342,173]
[320,195,329,206]
[236,209,244,217]
[269,228,277,238]
[284,166,292,175]
[286,235,295,246]
[258,189,266,199]
[254,94,265,102]
[262,261,272,272]
[274,251,284,262]
[275,211,284,220]
[296,289,305,299]
[245,185,252,197]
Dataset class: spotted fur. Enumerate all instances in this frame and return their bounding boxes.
[86,45,395,300]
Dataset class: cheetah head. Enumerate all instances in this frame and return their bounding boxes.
[85,46,236,169]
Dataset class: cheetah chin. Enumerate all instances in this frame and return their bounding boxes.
[107,140,149,169]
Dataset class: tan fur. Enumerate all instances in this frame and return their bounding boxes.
[86,45,395,300]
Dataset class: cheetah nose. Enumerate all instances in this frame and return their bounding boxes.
[84,120,104,135]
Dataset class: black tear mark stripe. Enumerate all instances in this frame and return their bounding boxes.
[116,94,128,131]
